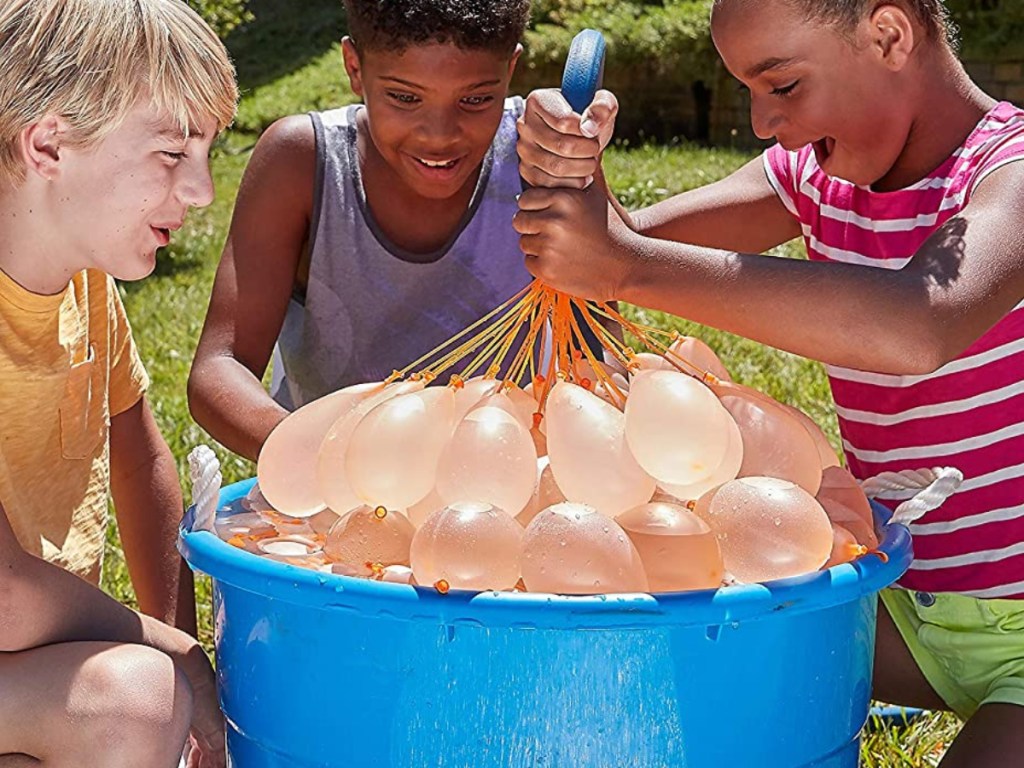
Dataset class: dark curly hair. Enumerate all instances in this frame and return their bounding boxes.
[344,0,531,55]
[789,1,957,46]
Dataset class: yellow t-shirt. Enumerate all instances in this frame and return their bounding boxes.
[0,268,148,584]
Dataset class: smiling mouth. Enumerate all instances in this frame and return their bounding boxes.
[414,156,460,170]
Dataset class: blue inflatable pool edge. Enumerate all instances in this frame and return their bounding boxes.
[179,479,913,768]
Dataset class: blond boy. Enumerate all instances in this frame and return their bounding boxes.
[0,1,237,765]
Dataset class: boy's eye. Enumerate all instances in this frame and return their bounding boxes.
[771,81,799,97]
[161,151,187,160]
[386,91,420,105]
[461,94,495,108]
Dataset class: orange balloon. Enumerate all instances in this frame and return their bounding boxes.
[666,336,732,382]
[317,380,425,517]
[521,502,649,595]
[631,352,670,374]
[452,377,501,425]
[777,402,841,471]
[616,502,724,591]
[435,405,537,517]
[711,382,822,495]
[406,487,445,528]
[345,387,456,510]
[257,381,382,517]
[694,477,833,583]
[823,523,867,568]
[656,407,744,501]
[215,512,278,552]
[625,371,734,486]
[410,502,523,591]
[547,381,656,517]
[817,466,878,547]
[307,508,341,536]
[516,457,567,528]
[323,505,415,577]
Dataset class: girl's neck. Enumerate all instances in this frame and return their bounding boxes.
[873,51,997,192]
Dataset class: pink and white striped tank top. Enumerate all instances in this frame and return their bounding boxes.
[764,101,1024,599]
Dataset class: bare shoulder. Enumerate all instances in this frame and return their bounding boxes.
[237,114,317,212]
[969,158,1024,214]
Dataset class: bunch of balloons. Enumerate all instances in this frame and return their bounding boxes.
[214,335,876,595]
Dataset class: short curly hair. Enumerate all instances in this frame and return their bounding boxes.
[343,0,531,55]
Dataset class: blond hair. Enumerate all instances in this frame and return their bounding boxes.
[0,0,239,186]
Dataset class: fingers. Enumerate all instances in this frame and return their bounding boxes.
[515,187,560,213]
[579,90,619,148]
[519,88,616,188]
[517,119,600,188]
[525,88,588,136]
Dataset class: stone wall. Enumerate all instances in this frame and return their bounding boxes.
[966,59,1024,104]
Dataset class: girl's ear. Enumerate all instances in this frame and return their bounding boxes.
[341,36,365,97]
[869,4,916,71]
[20,115,64,181]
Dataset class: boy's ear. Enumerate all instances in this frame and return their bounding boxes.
[20,115,64,181]
[341,37,365,97]
[507,43,524,81]
[869,4,915,70]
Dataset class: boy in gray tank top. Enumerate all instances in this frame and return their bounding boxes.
[189,0,534,461]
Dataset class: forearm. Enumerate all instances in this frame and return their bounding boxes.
[188,355,289,462]
[0,544,199,670]
[626,158,801,254]
[617,233,954,374]
[111,424,196,633]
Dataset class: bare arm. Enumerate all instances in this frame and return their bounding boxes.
[188,116,316,461]
[516,162,1024,375]
[109,396,196,635]
[628,157,801,253]
[518,88,800,254]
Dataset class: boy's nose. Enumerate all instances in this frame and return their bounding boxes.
[417,107,461,145]
[177,160,215,208]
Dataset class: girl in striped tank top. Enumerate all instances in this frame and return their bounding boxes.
[516,1,1024,763]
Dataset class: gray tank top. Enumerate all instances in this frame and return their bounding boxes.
[272,98,533,409]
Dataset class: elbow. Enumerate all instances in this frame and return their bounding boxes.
[186,359,212,427]
[889,320,969,376]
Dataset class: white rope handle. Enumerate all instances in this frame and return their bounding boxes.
[859,467,963,527]
[187,445,222,532]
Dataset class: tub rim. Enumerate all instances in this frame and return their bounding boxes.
[179,478,911,630]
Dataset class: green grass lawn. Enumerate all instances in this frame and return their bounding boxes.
[100,1,961,763]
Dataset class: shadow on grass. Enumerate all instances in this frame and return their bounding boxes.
[120,248,204,295]
[227,0,347,93]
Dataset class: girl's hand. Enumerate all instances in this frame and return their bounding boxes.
[517,88,619,189]
[514,170,637,302]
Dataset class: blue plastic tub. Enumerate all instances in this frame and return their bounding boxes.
[179,479,912,767]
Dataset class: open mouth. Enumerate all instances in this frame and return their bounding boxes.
[812,137,836,166]
[409,154,466,177]
[416,157,459,169]
[151,227,171,246]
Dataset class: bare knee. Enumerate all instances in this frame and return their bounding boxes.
[61,644,193,768]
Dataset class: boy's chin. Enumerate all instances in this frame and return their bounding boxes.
[107,252,158,282]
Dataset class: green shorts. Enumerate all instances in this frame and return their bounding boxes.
[881,588,1024,719]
